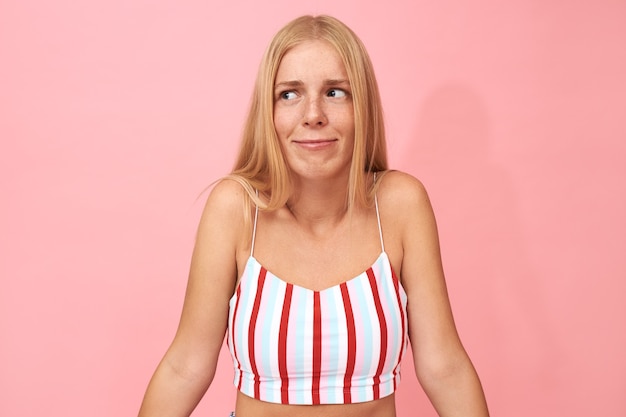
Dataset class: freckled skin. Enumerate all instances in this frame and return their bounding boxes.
[273,40,355,182]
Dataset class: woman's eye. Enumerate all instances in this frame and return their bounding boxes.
[280,91,297,100]
[327,89,347,98]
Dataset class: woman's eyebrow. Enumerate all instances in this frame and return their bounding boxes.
[274,79,350,89]
[274,80,303,90]
[325,79,350,86]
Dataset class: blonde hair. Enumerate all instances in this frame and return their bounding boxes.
[226,15,388,211]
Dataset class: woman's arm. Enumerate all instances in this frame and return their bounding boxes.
[138,180,247,417]
[384,172,489,416]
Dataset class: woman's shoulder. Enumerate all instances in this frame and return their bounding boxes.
[373,171,438,270]
[199,178,252,229]
[376,170,431,209]
[203,177,246,208]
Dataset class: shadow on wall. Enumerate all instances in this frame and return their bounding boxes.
[396,83,561,414]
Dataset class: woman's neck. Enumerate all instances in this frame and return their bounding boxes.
[285,177,351,226]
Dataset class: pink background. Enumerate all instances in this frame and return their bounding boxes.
[2,1,625,416]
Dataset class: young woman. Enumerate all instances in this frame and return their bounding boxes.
[138,15,489,417]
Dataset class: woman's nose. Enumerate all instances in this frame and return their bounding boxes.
[303,97,327,126]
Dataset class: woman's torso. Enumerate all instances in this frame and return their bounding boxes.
[229,183,407,417]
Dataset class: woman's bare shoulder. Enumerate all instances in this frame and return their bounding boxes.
[377,170,431,211]
[196,178,252,239]
[204,178,248,209]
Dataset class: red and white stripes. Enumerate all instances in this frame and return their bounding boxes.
[227,252,408,405]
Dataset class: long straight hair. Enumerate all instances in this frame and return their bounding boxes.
[226,15,388,212]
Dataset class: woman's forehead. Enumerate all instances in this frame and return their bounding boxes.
[275,40,347,83]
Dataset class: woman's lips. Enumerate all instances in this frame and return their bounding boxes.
[293,139,337,149]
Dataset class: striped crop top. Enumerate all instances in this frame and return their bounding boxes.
[227,193,408,405]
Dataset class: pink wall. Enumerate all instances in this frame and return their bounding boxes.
[2,1,625,416]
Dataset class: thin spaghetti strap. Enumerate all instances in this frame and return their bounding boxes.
[373,172,385,253]
[250,190,259,257]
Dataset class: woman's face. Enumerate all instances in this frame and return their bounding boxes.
[273,40,355,182]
